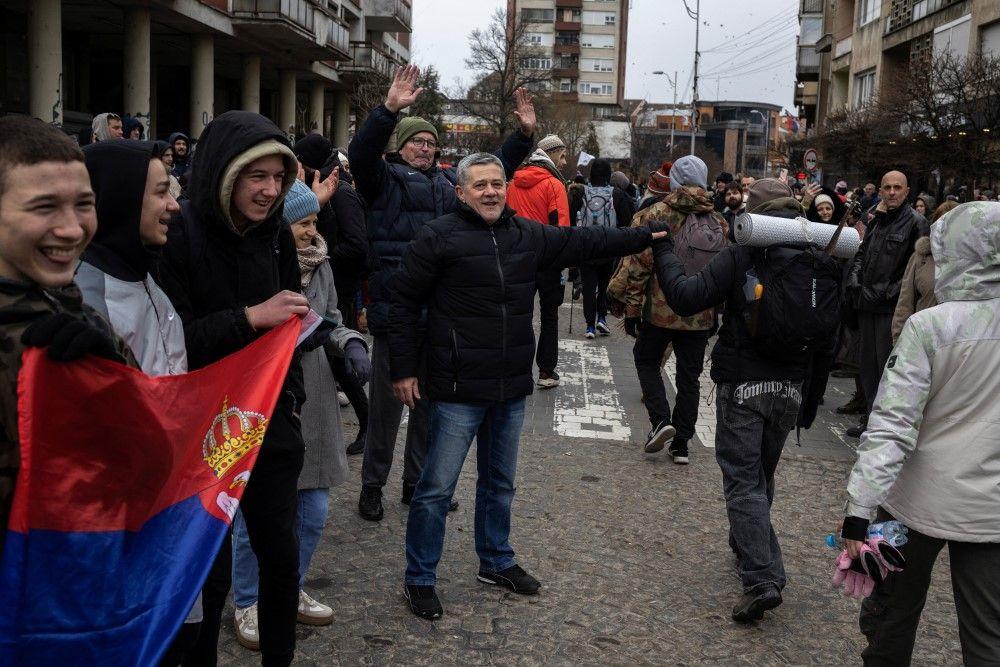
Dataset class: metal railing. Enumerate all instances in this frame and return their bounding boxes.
[347,42,396,78]
[366,0,412,28]
[885,0,962,34]
[231,0,315,32]
[327,20,350,54]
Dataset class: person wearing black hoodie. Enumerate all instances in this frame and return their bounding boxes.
[571,158,635,337]
[157,111,307,667]
[294,133,370,455]
[650,179,838,624]
[76,139,203,665]
[168,132,192,181]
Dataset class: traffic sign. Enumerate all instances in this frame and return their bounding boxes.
[803,148,818,172]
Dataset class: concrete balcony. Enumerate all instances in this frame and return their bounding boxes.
[552,66,578,78]
[554,43,581,54]
[553,92,579,102]
[232,0,332,59]
[555,20,581,31]
[556,0,583,7]
[341,41,397,79]
[364,0,412,33]
[326,19,351,60]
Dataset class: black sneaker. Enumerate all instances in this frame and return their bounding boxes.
[404,585,443,620]
[401,484,458,512]
[668,438,689,465]
[643,421,676,454]
[358,485,383,521]
[732,584,782,623]
[836,393,866,415]
[477,564,541,595]
[345,431,365,456]
[846,424,866,438]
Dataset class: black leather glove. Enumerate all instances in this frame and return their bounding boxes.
[21,312,124,363]
[624,317,642,338]
[343,340,371,386]
[841,515,871,542]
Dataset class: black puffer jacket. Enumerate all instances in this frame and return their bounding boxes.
[849,204,928,313]
[157,111,306,449]
[389,203,653,402]
[349,104,533,334]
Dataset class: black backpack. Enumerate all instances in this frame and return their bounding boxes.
[746,245,843,355]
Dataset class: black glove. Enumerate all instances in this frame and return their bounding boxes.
[841,515,871,542]
[624,317,642,338]
[21,312,124,363]
[646,220,671,235]
[343,340,371,386]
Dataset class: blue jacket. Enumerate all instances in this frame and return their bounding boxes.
[349,104,533,334]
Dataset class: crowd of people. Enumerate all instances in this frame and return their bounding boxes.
[0,61,997,665]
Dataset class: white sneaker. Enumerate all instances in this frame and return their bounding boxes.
[234,604,260,651]
[337,391,349,407]
[297,589,334,626]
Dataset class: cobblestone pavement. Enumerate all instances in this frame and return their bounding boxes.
[218,307,963,665]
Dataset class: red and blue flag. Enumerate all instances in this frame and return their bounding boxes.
[0,318,299,665]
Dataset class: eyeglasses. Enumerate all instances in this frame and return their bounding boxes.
[407,137,438,149]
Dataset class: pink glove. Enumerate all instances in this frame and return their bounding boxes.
[867,536,906,574]
[832,550,875,598]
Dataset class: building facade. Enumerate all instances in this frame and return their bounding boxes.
[506,0,629,119]
[794,0,1000,132]
[0,0,413,145]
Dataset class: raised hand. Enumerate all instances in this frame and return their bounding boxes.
[514,88,537,137]
[312,166,339,207]
[385,65,424,114]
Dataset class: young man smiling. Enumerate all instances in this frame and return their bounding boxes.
[157,111,309,666]
[0,117,131,559]
[389,153,665,619]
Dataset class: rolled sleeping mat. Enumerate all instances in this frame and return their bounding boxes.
[733,213,862,259]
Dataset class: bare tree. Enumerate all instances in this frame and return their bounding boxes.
[350,69,392,122]
[458,8,551,140]
[535,97,592,175]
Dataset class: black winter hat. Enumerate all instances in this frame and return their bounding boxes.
[716,172,734,184]
[294,133,334,171]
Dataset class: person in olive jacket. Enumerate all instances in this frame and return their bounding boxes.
[846,170,928,437]
[388,152,664,621]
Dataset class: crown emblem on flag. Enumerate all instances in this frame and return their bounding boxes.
[202,398,268,478]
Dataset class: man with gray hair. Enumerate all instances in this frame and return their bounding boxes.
[389,152,667,620]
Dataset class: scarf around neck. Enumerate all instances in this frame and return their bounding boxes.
[297,233,328,288]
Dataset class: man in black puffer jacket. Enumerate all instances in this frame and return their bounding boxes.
[389,153,661,621]
[157,111,308,666]
[349,65,535,521]
[650,179,838,625]
[846,170,927,437]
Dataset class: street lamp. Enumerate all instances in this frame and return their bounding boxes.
[651,71,679,157]
[750,109,770,176]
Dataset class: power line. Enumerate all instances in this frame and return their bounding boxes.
[699,40,797,76]
[703,17,799,56]
[701,7,798,53]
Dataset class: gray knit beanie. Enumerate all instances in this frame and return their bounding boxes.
[668,155,708,190]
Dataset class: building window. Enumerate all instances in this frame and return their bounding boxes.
[521,8,554,23]
[933,14,972,58]
[581,33,615,48]
[556,31,580,45]
[525,32,554,47]
[982,20,1000,57]
[582,58,614,72]
[583,11,616,26]
[800,16,822,45]
[522,57,552,70]
[858,0,879,27]
[853,68,876,107]
[569,9,581,21]
[559,78,574,92]
[579,81,614,96]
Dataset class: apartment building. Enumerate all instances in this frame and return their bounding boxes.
[0,0,412,145]
[794,0,1000,131]
[507,0,630,119]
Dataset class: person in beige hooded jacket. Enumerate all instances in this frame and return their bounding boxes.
[841,201,1000,665]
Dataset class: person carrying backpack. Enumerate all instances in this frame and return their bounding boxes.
[608,156,727,462]
[573,159,635,338]
[650,178,842,623]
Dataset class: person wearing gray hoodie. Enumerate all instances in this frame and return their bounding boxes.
[841,201,1000,665]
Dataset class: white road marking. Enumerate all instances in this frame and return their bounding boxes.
[554,339,632,441]
[663,353,718,449]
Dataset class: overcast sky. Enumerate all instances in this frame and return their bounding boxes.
[411,0,799,113]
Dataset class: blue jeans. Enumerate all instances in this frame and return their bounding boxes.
[404,398,526,586]
[232,488,330,608]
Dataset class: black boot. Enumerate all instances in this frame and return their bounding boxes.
[732,584,782,622]
[346,429,366,456]
[358,485,384,521]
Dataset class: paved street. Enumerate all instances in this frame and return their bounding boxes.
[219,304,962,665]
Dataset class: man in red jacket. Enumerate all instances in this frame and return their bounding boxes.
[507,134,570,388]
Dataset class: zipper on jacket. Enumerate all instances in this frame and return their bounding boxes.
[490,227,507,398]
[451,328,459,393]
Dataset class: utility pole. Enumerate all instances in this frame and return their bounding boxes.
[690,0,700,155]
[671,69,678,156]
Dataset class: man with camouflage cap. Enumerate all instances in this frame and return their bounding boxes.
[840,201,1000,665]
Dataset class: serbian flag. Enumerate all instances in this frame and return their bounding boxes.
[0,318,300,665]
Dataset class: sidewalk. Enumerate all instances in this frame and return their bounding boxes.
[217,317,961,665]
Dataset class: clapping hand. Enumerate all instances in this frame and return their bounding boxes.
[514,88,537,137]
[312,167,339,207]
[385,65,424,114]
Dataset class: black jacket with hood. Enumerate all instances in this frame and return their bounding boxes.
[388,203,652,403]
[168,132,191,180]
[157,111,306,447]
[652,197,837,401]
